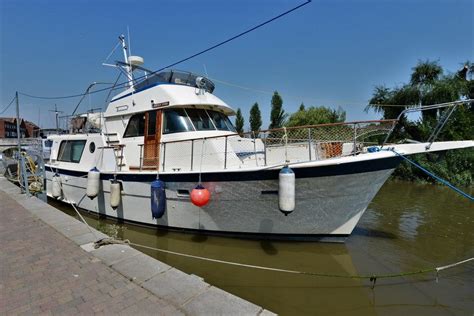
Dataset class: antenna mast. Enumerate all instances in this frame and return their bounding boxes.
[49,104,63,134]
[119,35,133,87]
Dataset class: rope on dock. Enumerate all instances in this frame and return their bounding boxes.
[94,237,130,249]
[129,242,474,288]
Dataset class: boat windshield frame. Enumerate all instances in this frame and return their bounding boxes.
[123,107,236,136]
[133,70,215,94]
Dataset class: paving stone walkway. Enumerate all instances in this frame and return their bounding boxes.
[0,177,273,316]
[0,190,182,315]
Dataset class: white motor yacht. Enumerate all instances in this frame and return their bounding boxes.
[45,36,474,241]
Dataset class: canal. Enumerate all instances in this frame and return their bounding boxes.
[48,181,474,315]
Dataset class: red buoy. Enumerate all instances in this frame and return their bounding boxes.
[190,184,211,207]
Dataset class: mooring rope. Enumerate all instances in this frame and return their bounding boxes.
[94,237,130,249]
[390,150,473,201]
[128,242,473,288]
[54,177,102,240]
[40,184,474,289]
[53,177,473,288]
[367,146,473,201]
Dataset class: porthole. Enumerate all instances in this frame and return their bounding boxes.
[89,142,96,153]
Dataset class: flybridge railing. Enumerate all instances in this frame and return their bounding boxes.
[139,120,398,172]
[59,110,104,134]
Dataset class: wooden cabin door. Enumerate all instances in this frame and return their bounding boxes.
[143,110,162,169]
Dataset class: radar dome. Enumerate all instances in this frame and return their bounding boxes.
[128,56,144,66]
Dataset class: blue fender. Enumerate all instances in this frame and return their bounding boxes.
[151,179,166,219]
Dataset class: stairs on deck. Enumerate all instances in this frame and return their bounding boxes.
[104,132,126,170]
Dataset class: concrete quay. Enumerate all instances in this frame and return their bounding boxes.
[0,177,274,315]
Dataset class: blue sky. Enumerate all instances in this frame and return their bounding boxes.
[1,0,472,129]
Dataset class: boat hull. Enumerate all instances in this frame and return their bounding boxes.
[45,157,400,240]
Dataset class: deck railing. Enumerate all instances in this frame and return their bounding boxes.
[140,120,397,172]
[381,99,473,149]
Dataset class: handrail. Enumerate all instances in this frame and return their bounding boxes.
[154,120,396,172]
[159,119,398,145]
[254,119,398,133]
[381,99,473,147]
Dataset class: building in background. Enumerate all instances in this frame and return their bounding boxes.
[0,117,40,138]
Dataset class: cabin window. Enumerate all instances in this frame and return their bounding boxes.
[57,140,86,163]
[163,109,194,134]
[162,108,236,134]
[124,113,145,137]
[207,110,236,132]
[184,108,214,131]
[89,142,96,153]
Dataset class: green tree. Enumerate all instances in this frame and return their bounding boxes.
[299,103,305,111]
[269,91,287,129]
[234,108,244,135]
[286,106,346,127]
[366,60,465,121]
[367,60,474,186]
[367,60,472,126]
[249,102,262,134]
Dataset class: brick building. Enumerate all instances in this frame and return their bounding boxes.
[0,117,39,138]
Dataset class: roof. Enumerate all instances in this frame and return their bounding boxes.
[24,120,40,129]
[0,118,39,128]
[0,117,17,123]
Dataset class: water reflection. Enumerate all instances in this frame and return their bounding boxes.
[398,210,424,240]
[48,180,474,315]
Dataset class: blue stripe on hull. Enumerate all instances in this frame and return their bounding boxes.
[45,156,402,182]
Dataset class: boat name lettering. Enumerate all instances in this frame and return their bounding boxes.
[151,100,170,108]
[116,105,129,112]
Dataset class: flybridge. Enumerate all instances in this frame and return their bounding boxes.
[109,69,216,104]
[133,70,215,94]
[107,35,216,103]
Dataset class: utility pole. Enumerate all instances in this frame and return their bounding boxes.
[15,92,21,158]
[15,92,30,196]
[49,104,63,134]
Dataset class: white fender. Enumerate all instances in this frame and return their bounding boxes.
[86,167,100,199]
[279,166,295,214]
[110,181,121,209]
[51,174,62,199]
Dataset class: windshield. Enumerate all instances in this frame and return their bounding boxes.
[163,109,194,134]
[162,108,235,134]
[208,110,236,132]
[185,108,214,131]
[134,70,215,94]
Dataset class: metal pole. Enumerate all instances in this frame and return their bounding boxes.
[381,120,398,148]
[353,123,358,155]
[15,92,29,196]
[426,105,457,149]
[190,140,194,171]
[139,144,143,171]
[224,136,228,169]
[162,143,166,171]
[263,133,267,166]
[253,132,258,166]
[119,35,133,87]
[15,92,21,159]
[307,128,312,161]
[55,104,59,134]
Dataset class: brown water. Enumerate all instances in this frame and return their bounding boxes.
[49,181,474,315]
